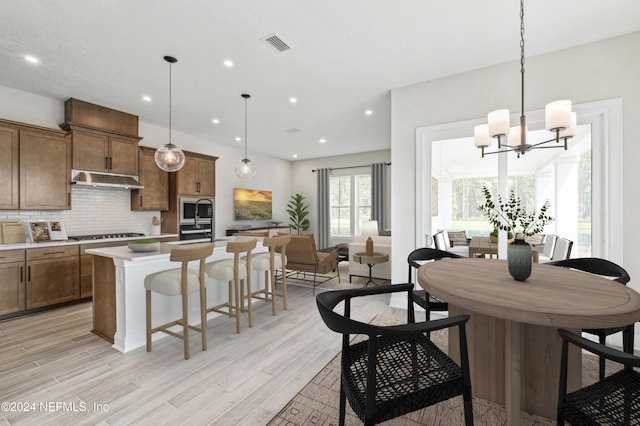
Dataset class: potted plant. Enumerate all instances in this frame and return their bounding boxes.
[287,193,310,235]
[478,185,553,240]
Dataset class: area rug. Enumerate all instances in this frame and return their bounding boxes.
[284,262,390,292]
[268,315,616,426]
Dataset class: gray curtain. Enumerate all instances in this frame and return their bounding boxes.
[371,162,388,233]
[317,168,331,249]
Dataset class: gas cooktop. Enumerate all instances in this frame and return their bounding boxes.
[68,232,145,241]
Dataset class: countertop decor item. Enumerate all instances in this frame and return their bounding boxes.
[128,238,160,252]
[154,55,185,172]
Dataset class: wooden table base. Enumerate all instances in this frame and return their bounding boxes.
[448,305,581,423]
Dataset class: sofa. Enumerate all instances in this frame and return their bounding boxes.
[348,235,391,281]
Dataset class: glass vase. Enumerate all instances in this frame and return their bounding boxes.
[507,236,532,281]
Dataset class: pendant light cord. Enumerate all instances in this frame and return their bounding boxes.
[169,60,173,145]
[520,0,525,119]
[244,96,248,159]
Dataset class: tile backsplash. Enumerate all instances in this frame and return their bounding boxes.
[0,187,159,237]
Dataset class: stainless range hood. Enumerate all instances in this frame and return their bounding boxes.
[71,170,144,190]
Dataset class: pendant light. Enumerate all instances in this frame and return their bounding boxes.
[235,93,257,179]
[154,55,186,172]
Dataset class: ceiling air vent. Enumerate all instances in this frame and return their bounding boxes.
[285,128,301,133]
[261,33,293,53]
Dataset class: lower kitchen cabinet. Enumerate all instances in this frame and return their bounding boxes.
[0,249,26,315]
[26,245,79,309]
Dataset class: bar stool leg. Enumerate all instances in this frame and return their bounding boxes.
[246,269,253,327]
[269,268,277,315]
[182,291,190,360]
[200,286,207,351]
[234,277,241,334]
[146,290,152,352]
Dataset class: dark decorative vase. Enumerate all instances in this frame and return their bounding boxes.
[507,236,532,281]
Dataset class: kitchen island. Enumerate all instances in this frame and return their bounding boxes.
[87,236,266,353]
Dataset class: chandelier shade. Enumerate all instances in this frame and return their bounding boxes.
[235,93,257,179]
[155,55,185,172]
[475,0,575,158]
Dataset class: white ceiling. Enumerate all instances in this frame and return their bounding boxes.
[2,0,639,161]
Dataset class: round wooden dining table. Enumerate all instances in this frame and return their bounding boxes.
[418,257,640,425]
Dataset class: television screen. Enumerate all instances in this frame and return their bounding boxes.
[234,188,273,220]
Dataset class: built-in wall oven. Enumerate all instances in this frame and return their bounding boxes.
[179,197,214,240]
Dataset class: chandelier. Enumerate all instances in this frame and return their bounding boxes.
[474,0,576,158]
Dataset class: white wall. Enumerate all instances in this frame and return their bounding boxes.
[290,150,391,245]
[0,84,292,238]
[391,32,640,341]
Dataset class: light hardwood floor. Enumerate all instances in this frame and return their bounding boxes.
[0,285,402,425]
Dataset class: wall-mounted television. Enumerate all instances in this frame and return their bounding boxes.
[234,188,273,220]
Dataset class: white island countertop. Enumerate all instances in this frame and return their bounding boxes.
[87,235,266,352]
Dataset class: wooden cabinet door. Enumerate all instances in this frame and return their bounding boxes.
[131,147,169,210]
[26,254,79,309]
[177,156,198,195]
[72,129,109,172]
[0,250,26,315]
[0,125,19,210]
[109,136,139,175]
[19,130,72,210]
[197,157,216,196]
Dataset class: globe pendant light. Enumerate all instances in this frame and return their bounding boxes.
[155,55,185,172]
[235,93,257,179]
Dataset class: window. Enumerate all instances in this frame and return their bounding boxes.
[330,176,350,236]
[330,174,372,237]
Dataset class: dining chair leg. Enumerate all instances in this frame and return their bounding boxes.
[182,291,190,360]
[233,277,241,334]
[146,290,152,352]
[281,267,288,311]
[200,286,207,351]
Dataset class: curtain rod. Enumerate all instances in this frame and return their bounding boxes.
[312,162,390,172]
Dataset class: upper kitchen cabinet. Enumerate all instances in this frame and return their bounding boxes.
[175,152,217,197]
[60,98,142,176]
[69,127,140,176]
[131,147,169,211]
[20,128,72,210]
[0,119,71,211]
[0,124,19,210]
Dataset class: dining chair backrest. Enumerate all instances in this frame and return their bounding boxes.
[551,237,573,261]
[433,231,450,251]
[541,234,557,258]
[407,247,462,283]
[547,257,630,284]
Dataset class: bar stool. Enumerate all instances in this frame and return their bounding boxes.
[205,239,257,333]
[144,243,213,360]
[247,234,291,315]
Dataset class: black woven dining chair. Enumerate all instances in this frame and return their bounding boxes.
[557,328,640,425]
[548,257,633,380]
[316,284,474,425]
[408,248,462,328]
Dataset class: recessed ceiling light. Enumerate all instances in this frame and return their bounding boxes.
[142,95,152,102]
[235,137,241,142]
[223,59,234,68]
[365,109,373,116]
[289,97,297,104]
[25,55,39,64]
[319,138,326,143]
[212,118,220,124]
[292,154,298,158]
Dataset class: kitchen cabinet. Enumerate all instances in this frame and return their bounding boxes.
[20,128,72,210]
[26,245,79,309]
[0,250,26,315]
[176,153,216,196]
[0,124,19,210]
[131,147,169,210]
[70,127,141,176]
[0,120,71,211]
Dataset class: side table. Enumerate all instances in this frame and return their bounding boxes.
[352,252,389,287]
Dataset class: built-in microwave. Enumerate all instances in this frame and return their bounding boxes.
[179,197,214,225]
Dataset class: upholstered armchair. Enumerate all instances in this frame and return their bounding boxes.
[282,234,338,294]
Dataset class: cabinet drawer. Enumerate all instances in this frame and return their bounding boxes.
[27,245,77,261]
[0,249,25,263]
